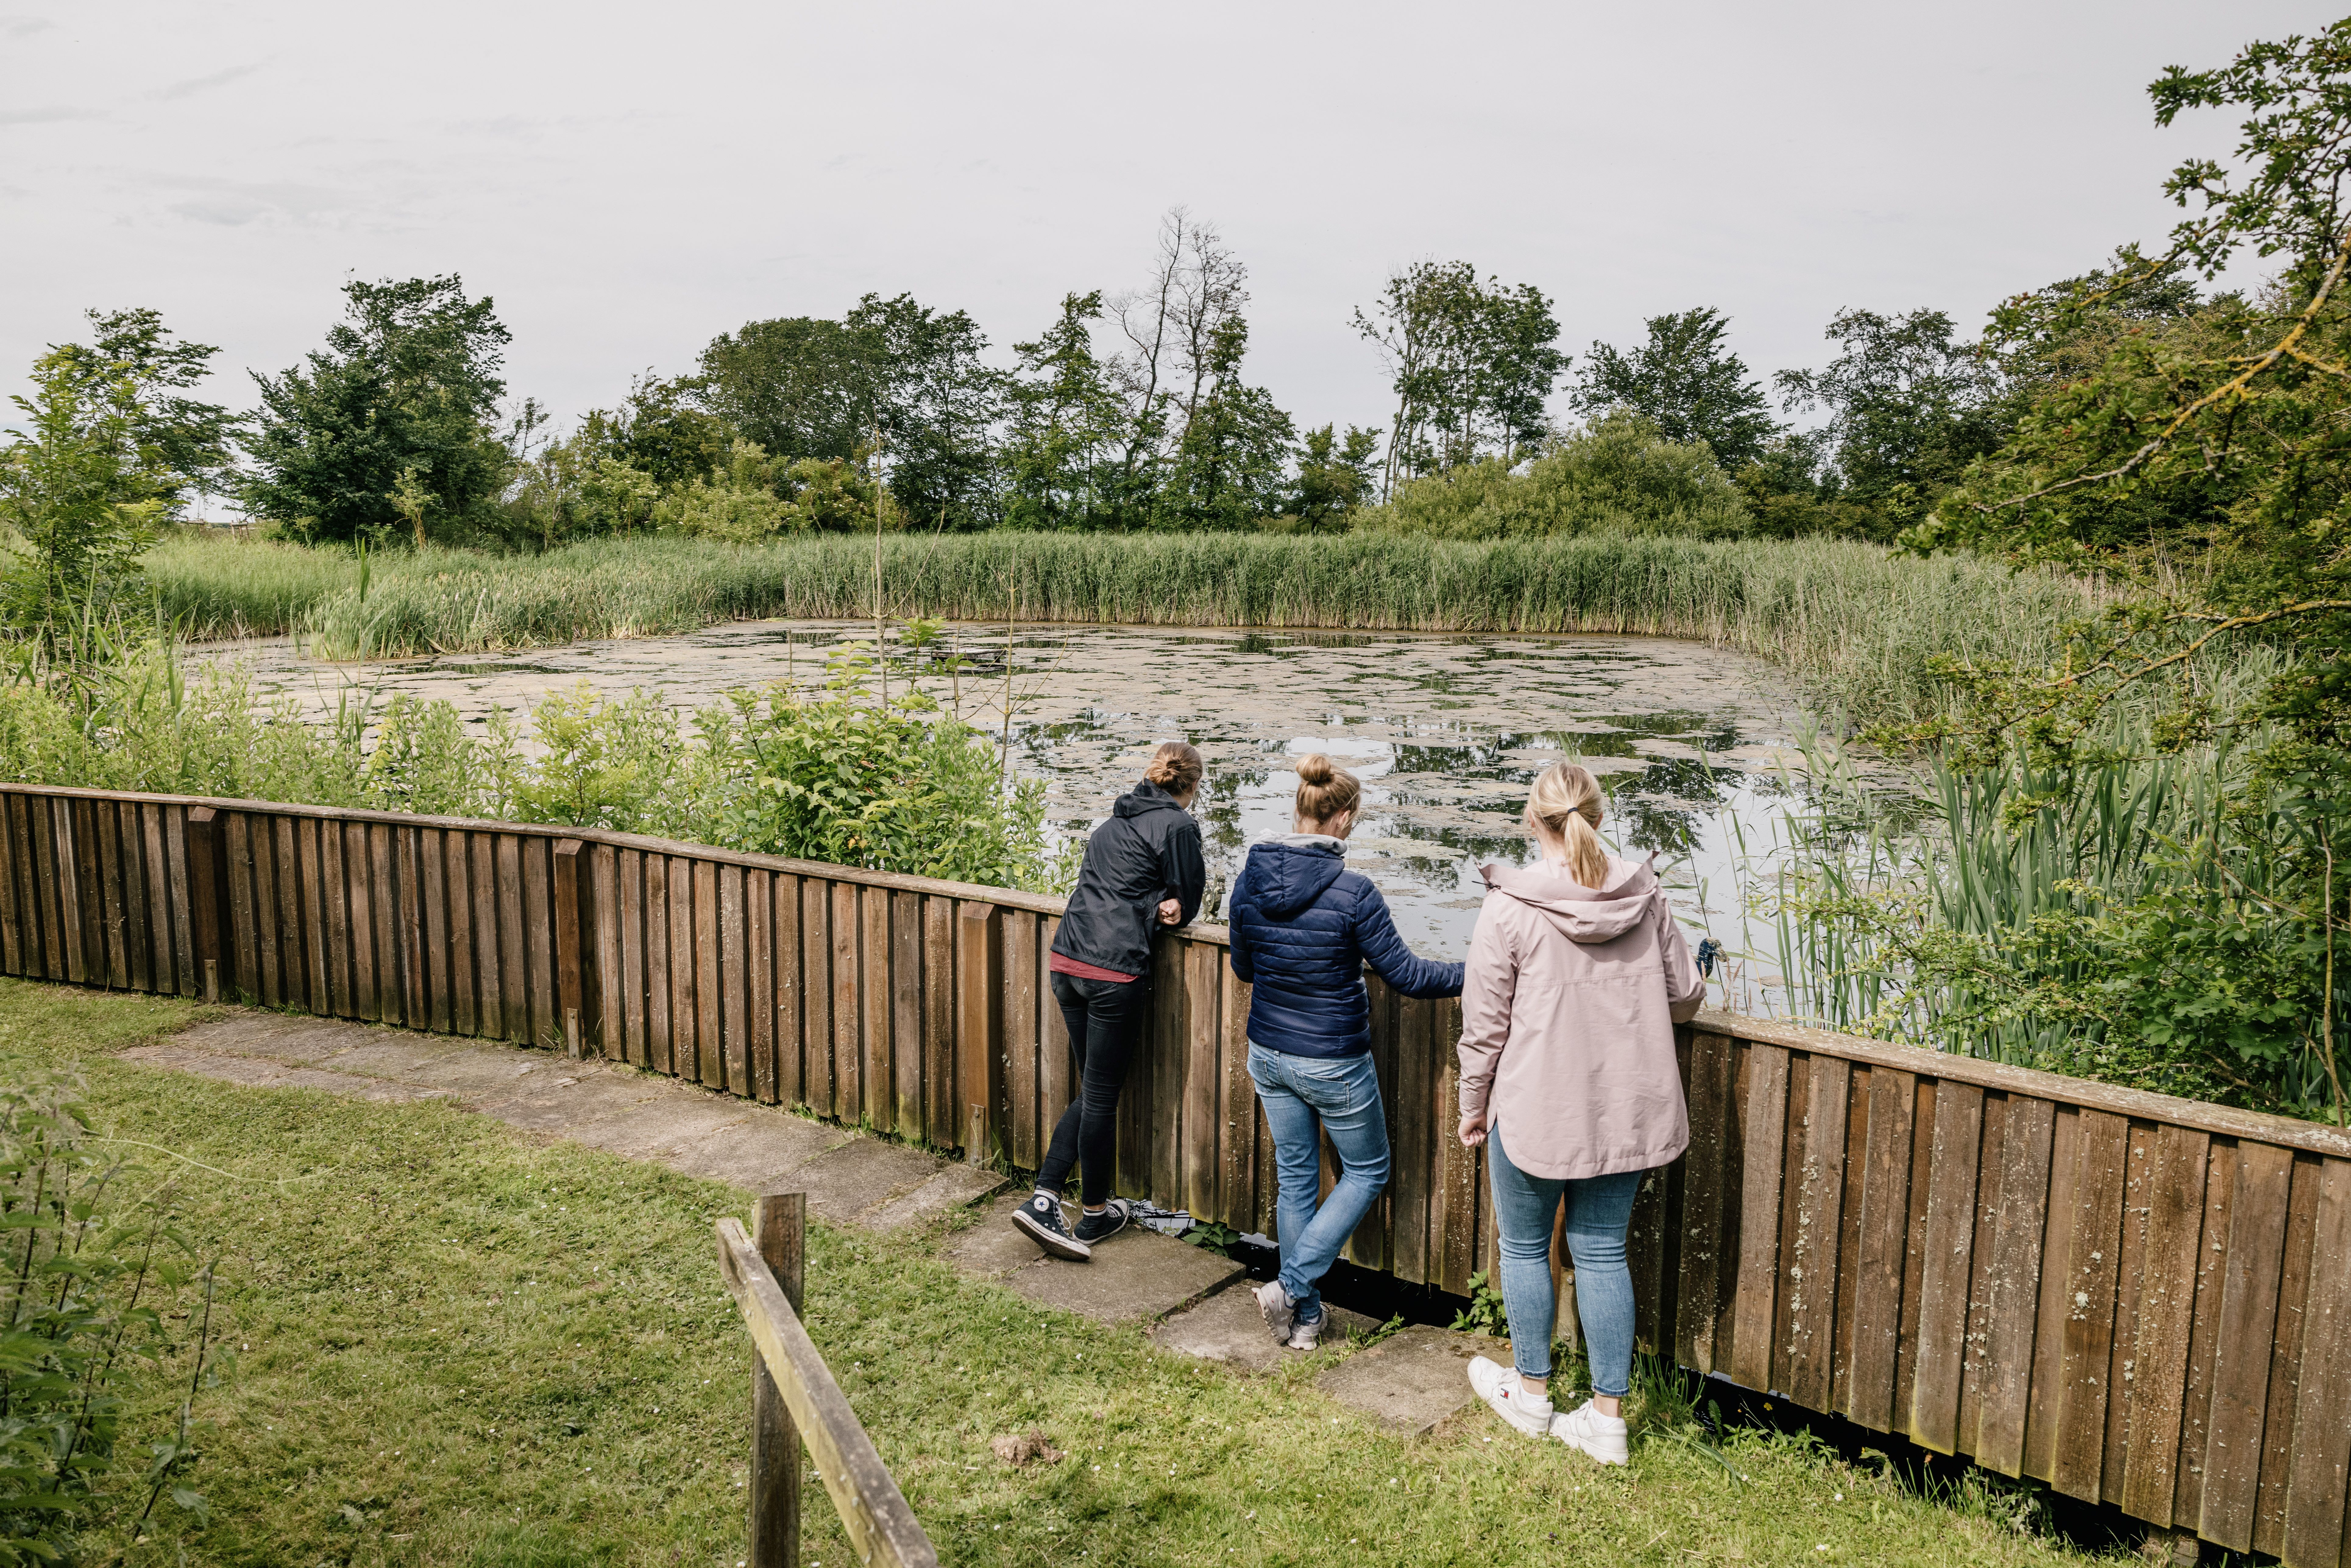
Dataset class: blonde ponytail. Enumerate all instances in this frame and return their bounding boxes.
[1144,740,1204,795]
[1523,762,1610,888]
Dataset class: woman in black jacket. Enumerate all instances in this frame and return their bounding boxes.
[1011,741,1206,1261]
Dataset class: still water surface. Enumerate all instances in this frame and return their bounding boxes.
[228,620,1821,970]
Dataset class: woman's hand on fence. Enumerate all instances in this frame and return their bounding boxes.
[1157,898,1182,926]
[1458,1111,1487,1148]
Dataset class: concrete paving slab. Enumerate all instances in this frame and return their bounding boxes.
[168,1013,354,1063]
[559,1095,756,1161]
[1004,1225,1246,1325]
[1315,1325,1510,1437]
[300,1033,475,1081]
[470,1072,664,1132]
[1148,1286,1381,1373]
[942,1194,1054,1282]
[120,1043,295,1086]
[763,1135,956,1226]
[857,1162,1006,1231]
[260,1066,454,1104]
[662,1114,853,1193]
[396,1049,568,1097]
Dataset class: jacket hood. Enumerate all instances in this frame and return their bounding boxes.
[1113,781,1188,819]
[1478,855,1658,943]
[1239,839,1347,919]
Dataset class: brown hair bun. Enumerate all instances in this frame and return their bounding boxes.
[1295,752,1335,786]
[1144,740,1204,795]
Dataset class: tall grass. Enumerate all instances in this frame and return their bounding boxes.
[148,531,2100,735]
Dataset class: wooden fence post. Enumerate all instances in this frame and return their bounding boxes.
[955,903,1003,1166]
[553,839,586,1059]
[752,1193,806,1568]
[185,807,232,1003]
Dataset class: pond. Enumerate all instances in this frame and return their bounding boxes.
[222,620,1826,990]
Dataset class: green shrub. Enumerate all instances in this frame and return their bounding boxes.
[0,1069,217,1563]
[1357,413,1751,540]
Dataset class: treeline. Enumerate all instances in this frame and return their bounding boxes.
[9,211,2213,562]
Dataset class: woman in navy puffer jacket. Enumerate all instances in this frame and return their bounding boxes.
[1228,754,1463,1349]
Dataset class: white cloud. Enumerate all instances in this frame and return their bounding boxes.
[148,62,265,102]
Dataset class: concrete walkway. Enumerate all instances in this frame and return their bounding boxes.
[129,1009,1500,1435]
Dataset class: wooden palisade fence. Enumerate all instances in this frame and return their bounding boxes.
[4,782,2348,1566]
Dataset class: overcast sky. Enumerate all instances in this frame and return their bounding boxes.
[0,1,2327,447]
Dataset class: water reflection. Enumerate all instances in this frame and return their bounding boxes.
[219,619,1823,960]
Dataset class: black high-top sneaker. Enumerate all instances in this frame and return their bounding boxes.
[1073,1198,1134,1246]
[1011,1190,1090,1261]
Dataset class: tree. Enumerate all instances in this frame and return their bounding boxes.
[0,346,162,665]
[1106,209,1253,522]
[1158,319,1295,529]
[696,316,873,464]
[578,373,734,490]
[1353,262,1565,496]
[1002,292,1128,530]
[1291,424,1381,530]
[844,293,1003,529]
[243,276,512,544]
[61,309,239,519]
[1775,307,2007,538]
[1568,307,1778,470]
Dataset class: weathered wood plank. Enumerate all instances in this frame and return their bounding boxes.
[370,822,401,1027]
[444,831,478,1038]
[344,822,379,1021]
[2198,1139,2294,1552]
[0,793,23,976]
[2281,1157,2351,1568]
[497,834,529,1043]
[891,891,922,1138]
[144,806,175,996]
[2173,1138,2239,1528]
[746,868,774,1099]
[2050,1109,2130,1501]
[695,859,723,1089]
[2100,1121,2154,1506]
[1222,954,1258,1242]
[2255,1152,2323,1557]
[618,848,645,1064]
[800,876,829,1112]
[95,800,129,990]
[718,862,748,1092]
[1002,911,1039,1167]
[1387,979,1432,1286]
[644,853,671,1074]
[2024,1106,2084,1482]
[1976,1094,2056,1477]
[1728,1042,1791,1392]
[470,831,502,1039]
[859,885,891,1127]
[271,816,302,1011]
[116,804,150,993]
[1785,1054,1851,1409]
[831,881,861,1123]
[954,901,1001,1161]
[524,835,556,1049]
[2121,1123,2211,1526]
[594,844,623,1062]
[420,829,452,1033]
[1846,1065,1916,1429]
[922,896,955,1144]
[774,873,804,1108]
[555,840,587,1059]
[224,811,256,1000]
[36,798,70,983]
[1037,915,1073,1163]
[1183,942,1220,1228]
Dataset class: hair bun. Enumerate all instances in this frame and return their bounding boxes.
[1295,753,1336,786]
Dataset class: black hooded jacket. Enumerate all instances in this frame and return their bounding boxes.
[1049,782,1206,979]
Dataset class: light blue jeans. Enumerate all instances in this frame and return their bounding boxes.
[1487,1125,1644,1396]
[1247,1042,1391,1320]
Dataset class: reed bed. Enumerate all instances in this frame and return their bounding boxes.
[148,531,2098,733]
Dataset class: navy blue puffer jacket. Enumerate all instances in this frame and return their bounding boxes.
[1227,837,1464,1058]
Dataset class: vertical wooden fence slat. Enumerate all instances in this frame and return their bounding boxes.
[858,886,889,1125]
[1035,915,1071,1165]
[2281,1157,2351,1568]
[1183,943,1220,1228]
[250,811,281,1005]
[2051,1109,2131,1500]
[2256,1154,2324,1557]
[2101,1123,2155,1506]
[774,874,804,1108]
[555,840,587,1059]
[497,834,529,1044]
[718,863,747,1091]
[643,855,672,1074]
[446,831,479,1038]
[117,804,151,994]
[746,868,773,1097]
[1846,1065,1916,1428]
[618,849,646,1063]
[831,881,860,1123]
[1672,1031,1734,1373]
[1388,986,1432,1287]
[1785,1055,1851,1408]
[272,816,303,1011]
[371,823,403,1027]
[422,829,452,1033]
[1977,1094,2056,1477]
[1003,911,1038,1167]
[891,892,922,1137]
[144,806,174,996]
[2200,1141,2294,1552]
[94,801,127,990]
[399,827,429,1029]
[224,812,256,1000]
[955,901,1002,1162]
[800,878,828,1113]
[184,805,226,1000]
[293,818,325,1016]
[1910,1081,1983,1453]
[1729,1043,1790,1392]
[2123,1123,2212,1525]
[70,800,101,987]
[696,860,724,1089]
[2174,1138,2239,1529]
[0,794,22,977]
[922,896,956,1143]
[594,844,623,1062]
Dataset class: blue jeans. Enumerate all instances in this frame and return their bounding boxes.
[1487,1126,1644,1396]
[1247,1043,1391,1319]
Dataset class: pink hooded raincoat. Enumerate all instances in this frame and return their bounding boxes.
[1456,854,1707,1180]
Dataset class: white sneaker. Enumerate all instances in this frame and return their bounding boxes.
[1255,1280,1298,1343]
[1548,1398,1630,1465]
[1466,1355,1555,1440]
[1286,1309,1328,1351]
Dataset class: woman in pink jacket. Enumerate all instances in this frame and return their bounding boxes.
[1456,762,1705,1464]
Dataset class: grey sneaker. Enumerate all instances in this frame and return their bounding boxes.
[1548,1398,1630,1465]
[1285,1308,1328,1351]
[1467,1355,1555,1439]
[1255,1279,1298,1343]
[1011,1191,1090,1262]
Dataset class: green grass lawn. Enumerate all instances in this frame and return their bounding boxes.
[8,981,2114,1567]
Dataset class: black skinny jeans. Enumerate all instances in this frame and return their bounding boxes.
[1037,972,1151,1207]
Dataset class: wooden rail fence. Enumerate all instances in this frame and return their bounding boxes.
[5,781,2349,1566]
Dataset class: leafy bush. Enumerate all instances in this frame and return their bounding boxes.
[1358,413,1751,540]
[1,1070,218,1564]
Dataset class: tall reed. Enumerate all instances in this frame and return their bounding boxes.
[149,531,2099,736]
